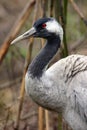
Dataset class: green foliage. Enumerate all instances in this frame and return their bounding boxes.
[58,114,62,130]
[63,0,68,25]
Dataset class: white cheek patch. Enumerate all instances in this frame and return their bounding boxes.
[46,19,63,41]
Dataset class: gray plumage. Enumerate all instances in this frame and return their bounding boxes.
[25,54,87,130]
[11,17,87,130]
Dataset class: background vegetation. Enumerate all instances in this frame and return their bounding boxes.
[0,0,87,130]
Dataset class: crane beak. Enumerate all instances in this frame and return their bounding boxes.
[11,27,36,45]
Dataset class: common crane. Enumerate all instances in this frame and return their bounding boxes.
[11,17,87,130]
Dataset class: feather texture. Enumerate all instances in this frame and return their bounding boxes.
[25,54,87,130]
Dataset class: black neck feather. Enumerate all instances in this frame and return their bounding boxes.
[28,36,61,78]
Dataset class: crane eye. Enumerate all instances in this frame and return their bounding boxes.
[42,23,46,28]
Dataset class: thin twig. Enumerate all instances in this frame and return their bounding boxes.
[69,0,87,26]
[14,75,25,130]
[40,0,47,17]
[38,107,44,130]
[3,109,11,130]
[0,0,35,64]
[60,0,68,57]
[45,110,49,130]
[50,0,54,17]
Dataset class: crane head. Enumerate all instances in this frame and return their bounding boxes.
[11,17,63,44]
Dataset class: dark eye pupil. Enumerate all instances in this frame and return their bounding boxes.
[42,23,46,28]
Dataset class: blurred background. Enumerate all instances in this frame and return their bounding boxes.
[0,0,87,130]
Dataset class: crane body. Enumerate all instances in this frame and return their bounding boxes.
[25,54,87,130]
[11,17,87,130]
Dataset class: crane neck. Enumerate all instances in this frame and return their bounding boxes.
[28,36,61,78]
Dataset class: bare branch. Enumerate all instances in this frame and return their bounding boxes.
[45,110,49,130]
[69,0,87,26]
[0,0,35,64]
